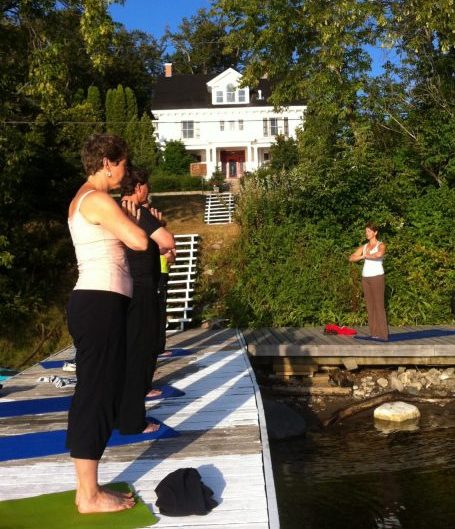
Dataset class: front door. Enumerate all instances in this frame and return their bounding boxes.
[220,150,246,177]
[229,160,237,177]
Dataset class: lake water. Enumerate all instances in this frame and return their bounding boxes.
[271,401,455,529]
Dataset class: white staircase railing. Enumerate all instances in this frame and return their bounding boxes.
[166,234,198,332]
[204,192,235,224]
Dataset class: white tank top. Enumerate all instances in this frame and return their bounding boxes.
[68,190,132,297]
[362,241,385,277]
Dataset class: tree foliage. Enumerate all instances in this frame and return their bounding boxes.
[209,0,455,327]
[165,8,241,74]
[0,0,162,344]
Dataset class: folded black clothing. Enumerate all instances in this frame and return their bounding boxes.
[155,467,218,516]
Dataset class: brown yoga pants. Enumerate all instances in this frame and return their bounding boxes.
[362,274,389,340]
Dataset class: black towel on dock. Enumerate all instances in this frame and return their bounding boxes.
[155,467,218,516]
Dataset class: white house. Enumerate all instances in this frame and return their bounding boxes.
[151,64,306,179]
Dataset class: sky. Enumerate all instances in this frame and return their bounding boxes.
[109,0,212,40]
[109,0,398,76]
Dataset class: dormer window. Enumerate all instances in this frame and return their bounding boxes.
[208,70,251,105]
[226,84,235,103]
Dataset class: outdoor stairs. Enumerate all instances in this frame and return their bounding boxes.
[166,234,198,332]
[204,192,235,224]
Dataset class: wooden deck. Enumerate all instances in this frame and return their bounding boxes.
[0,328,279,529]
[244,325,455,369]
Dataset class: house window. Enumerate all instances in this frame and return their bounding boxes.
[226,84,235,103]
[220,120,225,131]
[182,121,194,139]
[263,118,268,136]
[229,120,235,131]
[270,118,279,136]
[263,152,270,162]
[284,117,289,136]
[238,89,246,102]
[216,91,223,103]
[238,119,244,131]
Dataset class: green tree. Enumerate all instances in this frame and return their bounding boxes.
[129,112,160,171]
[161,140,193,175]
[165,8,241,74]
[270,135,299,171]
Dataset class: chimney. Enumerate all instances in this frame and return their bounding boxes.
[164,63,173,78]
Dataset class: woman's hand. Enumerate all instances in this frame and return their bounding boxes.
[121,200,141,224]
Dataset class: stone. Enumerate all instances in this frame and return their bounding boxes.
[374,418,420,434]
[398,372,410,385]
[389,374,404,392]
[397,366,406,374]
[440,368,455,381]
[211,243,221,250]
[407,381,422,392]
[203,268,214,276]
[374,401,421,422]
[377,377,389,388]
[263,398,306,440]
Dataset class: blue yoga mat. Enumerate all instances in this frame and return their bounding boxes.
[40,360,73,369]
[158,348,195,359]
[41,350,195,368]
[0,385,185,418]
[145,384,185,400]
[355,329,455,342]
[0,421,179,462]
[0,396,73,418]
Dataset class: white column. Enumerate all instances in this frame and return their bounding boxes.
[253,145,259,170]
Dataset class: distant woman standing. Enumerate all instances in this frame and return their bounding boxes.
[67,134,148,513]
[349,223,389,341]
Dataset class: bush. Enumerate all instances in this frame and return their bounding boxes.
[151,173,206,192]
[218,172,455,328]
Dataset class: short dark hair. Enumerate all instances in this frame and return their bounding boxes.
[365,222,379,233]
[120,166,149,196]
[81,133,129,177]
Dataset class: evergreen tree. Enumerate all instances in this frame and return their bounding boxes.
[105,88,116,134]
[131,112,160,172]
[125,87,138,122]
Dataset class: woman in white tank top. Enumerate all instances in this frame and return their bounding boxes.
[349,223,389,341]
[67,134,147,514]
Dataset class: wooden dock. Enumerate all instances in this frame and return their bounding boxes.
[244,325,455,372]
[0,328,279,529]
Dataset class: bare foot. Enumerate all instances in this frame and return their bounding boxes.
[143,421,160,433]
[77,487,135,514]
[146,388,163,398]
[76,487,132,506]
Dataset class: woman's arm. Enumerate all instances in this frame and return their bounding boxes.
[349,246,364,263]
[151,226,175,254]
[365,242,386,260]
[80,191,148,251]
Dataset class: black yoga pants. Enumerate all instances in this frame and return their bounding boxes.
[66,289,129,460]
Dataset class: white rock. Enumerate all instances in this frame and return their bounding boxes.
[440,368,455,381]
[389,375,404,392]
[377,377,389,388]
[374,401,421,422]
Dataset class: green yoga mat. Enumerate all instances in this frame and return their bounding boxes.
[0,482,158,529]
